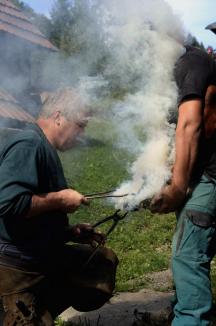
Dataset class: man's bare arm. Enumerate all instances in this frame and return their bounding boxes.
[172,99,203,191]
[25,189,88,218]
[150,99,203,213]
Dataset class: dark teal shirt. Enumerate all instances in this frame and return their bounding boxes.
[0,124,69,255]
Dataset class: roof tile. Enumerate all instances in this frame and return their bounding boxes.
[0,88,35,123]
[0,0,57,51]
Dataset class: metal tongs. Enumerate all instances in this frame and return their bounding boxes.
[84,209,128,266]
[92,209,128,237]
[85,190,128,200]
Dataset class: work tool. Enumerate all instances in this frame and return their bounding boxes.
[92,209,128,236]
[84,209,128,266]
[85,190,128,200]
[84,190,115,197]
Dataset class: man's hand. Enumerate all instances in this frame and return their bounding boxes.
[150,184,186,214]
[25,189,88,218]
[58,189,88,213]
[68,223,106,246]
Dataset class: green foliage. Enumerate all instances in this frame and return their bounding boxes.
[11,0,31,11]
[49,0,74,53]
[49,0,107,75]
[186,33,206,50]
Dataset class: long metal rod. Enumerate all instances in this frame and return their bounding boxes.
[84,190,115,197]
[86,193,128,200]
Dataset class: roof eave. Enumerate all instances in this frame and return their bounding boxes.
[0,25,58,51]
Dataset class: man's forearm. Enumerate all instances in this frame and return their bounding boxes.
[25,189,87,218]
[172,126,200,191]
[150,100,203,214]
[172,100,202,192]
[25,193,63,218]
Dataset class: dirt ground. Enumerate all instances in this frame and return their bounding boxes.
[60,269,174,326]
[0,270,174,326]
[60,289,174,326]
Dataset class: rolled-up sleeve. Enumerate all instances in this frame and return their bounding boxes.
[0,141,42,219]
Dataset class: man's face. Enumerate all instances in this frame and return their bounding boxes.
[54,113,88,151]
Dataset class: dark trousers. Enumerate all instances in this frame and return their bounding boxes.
[0,244,118,326]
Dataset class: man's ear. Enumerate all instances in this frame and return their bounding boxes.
[53,111,61,126]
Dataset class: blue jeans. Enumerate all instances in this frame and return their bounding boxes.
[172,175,216,326]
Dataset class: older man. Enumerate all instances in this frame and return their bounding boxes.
[0,88,118,325]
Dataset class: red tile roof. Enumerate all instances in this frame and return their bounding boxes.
[0,0,57,51]
[0,88,35,123]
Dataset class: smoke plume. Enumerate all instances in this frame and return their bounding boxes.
[43,0,185,210]
[92,0,185,209]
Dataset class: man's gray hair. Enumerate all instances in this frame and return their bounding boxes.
[40,87,89,121]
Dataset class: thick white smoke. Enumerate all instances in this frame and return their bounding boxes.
[93,0,185,209]
[39,0,186,210]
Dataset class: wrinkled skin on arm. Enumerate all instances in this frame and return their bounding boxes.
[150,99,203,213]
